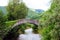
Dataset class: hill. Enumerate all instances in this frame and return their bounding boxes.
[0,6,7,14]
[35,9,44,13]
[26,9,43,19]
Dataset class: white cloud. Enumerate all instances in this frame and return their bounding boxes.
[0,0,51,11]
[23,0,51,11]
[0,0,9,6]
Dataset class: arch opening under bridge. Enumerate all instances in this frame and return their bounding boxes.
[3,19,39,40]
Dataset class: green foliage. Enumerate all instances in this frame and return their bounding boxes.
[0,0,60,40]
[5,20,17,30]
[0,10,6,23]
[18,23,35,34]
[7,0,28,20]
[0,12,16,39]
[39,0,60,40]
[0,10,7,39]
[26,9,42,19]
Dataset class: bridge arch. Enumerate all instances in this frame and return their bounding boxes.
[3,19,39,40]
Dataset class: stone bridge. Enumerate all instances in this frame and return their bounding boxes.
[3,19,39,40]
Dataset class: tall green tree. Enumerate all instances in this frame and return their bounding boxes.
[7,0,28,20]
[39,0,60,40]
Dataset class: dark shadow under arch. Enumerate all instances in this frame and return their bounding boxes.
[3,19,39,40]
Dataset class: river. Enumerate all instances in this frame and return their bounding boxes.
[18,28,41,40]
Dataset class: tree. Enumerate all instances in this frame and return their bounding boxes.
[39,0,60,40]
[7,0,28,20]
[0,10,7,39]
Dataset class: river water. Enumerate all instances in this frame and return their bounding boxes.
[18,28,41,40]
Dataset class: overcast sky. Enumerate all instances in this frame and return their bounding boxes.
[0,0,51,11]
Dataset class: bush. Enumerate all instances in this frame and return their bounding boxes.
[39,0,60,40]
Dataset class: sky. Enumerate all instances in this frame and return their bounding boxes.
[0,0,51,11]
